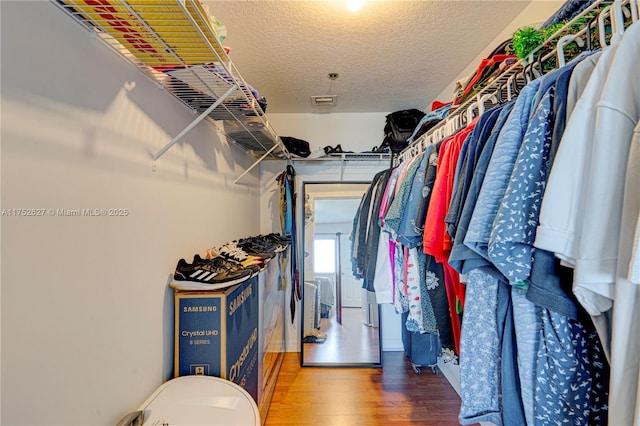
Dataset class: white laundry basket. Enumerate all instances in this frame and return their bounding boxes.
[117,375,260,426]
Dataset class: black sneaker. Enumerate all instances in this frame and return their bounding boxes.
[237,238,277,259]
[171,254,254,291]
[259,234,289,252]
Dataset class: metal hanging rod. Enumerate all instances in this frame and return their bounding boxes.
[394,0,622,166]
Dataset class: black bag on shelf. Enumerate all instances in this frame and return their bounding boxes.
[383,109,426,154]
[280,136,311,158]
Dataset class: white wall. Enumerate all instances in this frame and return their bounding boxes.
[434,0,564,105]
[1,2,268,425]
[268,112,388,154]
[314,222,353,235]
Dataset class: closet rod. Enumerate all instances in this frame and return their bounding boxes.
[395,0,611,166]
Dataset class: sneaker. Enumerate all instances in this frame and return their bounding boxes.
[237,238,277,259]
[204,248,261,274]
[214,242,265,268]
[304,328,328,339]
[248,235,286,253]
[172,254,254,291]
[259,234,289,252]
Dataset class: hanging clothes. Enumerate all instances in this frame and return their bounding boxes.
[453,45,614,423]
[276,165,300,322]
[581,21,640,426]
[445,105,503,242]
[423,120,477,354]
[612,118,640,425]
[535,44,620,314]
[448,101,516,275]
[350,168,392,298]
[354,14,637,426]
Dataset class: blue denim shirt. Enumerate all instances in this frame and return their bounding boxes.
[464,79,541,262]
[446,105,503,240]
[407,103,452,143]
[448,101,515,274]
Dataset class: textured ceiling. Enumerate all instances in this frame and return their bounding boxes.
[204,0,532,113]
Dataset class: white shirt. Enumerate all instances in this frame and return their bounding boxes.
[609,117,640,426]
[573,21,640,312]
[630,119,640,284]
[535,45,620,315]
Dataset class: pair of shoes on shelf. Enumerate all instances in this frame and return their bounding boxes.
[171,233,290,291]
[258,233,289,252]
[371,145,390,153]
[237,235,286,259]
[171,254,257,291]
[323,144,353,155]
[209,241,265,269]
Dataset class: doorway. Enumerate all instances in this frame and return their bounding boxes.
[301,182,382,367]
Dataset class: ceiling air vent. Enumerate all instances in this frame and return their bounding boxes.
[310,95,337,106]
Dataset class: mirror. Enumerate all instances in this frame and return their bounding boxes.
[301,182,382,367]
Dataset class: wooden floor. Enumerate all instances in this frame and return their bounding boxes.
[303,307,380,364]
[264,351,465,425]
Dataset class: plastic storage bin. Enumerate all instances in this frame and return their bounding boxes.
[116,375,260,426]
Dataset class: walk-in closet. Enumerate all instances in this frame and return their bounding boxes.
[1,0,639,425]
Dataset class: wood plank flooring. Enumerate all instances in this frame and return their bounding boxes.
[265,351,466,425]
[303,307,380,364]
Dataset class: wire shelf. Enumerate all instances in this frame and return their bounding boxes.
[53,0,286,160]
[286,152,392,162]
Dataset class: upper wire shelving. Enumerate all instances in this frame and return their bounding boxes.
[53,0,288,164]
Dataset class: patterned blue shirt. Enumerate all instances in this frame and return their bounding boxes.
[488,87,555,284]
[398,146,435,247]
[464,79,541,261]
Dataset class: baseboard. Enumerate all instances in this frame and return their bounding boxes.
[437,359,461,396]
[382,338,403,351]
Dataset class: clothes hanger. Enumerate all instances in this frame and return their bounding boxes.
[621,0,634,21]
[507,73,520,98]
[496,82,505,104]
[466,101,478,125]
[630,0,639,22]
[524,61,535,83]
[534,51,545,77]
[586,15,598,51]
[611,0,626,44]
[597,0,627,48]
[514,61,530,86]
[557,32,585,67]
[503,80,512,102]
[598,5,612,48]
[478,92,499,116]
